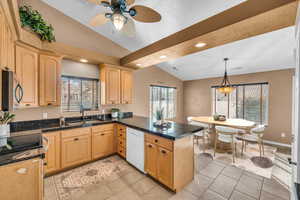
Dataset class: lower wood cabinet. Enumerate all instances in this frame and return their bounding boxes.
[145,133,194,191]
[43,132,60,174]
[61,128,91,168]
[0,158,43,200]
[157,147,173,188]
[92,131,115,159]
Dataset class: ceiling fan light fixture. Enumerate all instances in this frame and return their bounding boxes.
[112,13,127,31]
[80,58,88,63]
[195,42,207,48]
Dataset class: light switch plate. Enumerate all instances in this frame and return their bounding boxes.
[42,113,48,119]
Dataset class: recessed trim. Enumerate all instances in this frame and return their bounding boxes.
[136,63,142,67]
[80,58,88,63]
[160,55,167,59]
[195,42,207,48]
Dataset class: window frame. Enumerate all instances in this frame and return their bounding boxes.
[212,82,269,125]
[149,85,177,120]
[61,75,99,112]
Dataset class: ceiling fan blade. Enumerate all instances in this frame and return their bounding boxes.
[121,18,136,37]
[89,14,109,27]
[86,0,102,5]
[130,5,161,23]
[126,0,135,5]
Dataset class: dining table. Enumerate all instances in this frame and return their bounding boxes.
[191,116,256,152]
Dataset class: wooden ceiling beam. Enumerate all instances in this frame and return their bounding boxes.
[120,0,298,68]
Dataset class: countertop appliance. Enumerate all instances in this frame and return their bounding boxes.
[126,127,145,173]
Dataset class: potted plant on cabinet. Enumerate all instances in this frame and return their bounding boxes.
[0,112,15,138]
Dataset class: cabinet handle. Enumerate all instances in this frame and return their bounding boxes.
[101,133,105,136]
[148,144,152,148]
[25,104,30,106]
[47,103,52,106]
[44,162,47,166]
[154,139,158,143]
[161,150,166,154]
[16,168,27,174]
[74,138,79,141]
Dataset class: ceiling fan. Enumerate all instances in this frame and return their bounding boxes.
[87,0,161,37]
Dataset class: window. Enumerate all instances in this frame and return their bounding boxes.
[150,85,177,120]
[212,82,269,125]
[61,76,99,112]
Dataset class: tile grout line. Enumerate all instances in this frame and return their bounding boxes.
[227,168,244,200]
[258,177,265,200]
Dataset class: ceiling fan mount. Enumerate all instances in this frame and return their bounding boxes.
[88,0,161,37]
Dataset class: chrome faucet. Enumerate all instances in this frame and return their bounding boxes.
[80,106,90,121]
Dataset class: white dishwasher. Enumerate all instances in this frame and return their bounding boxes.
[126,127,145,173]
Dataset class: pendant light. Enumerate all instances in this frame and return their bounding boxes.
[217,58,235,96]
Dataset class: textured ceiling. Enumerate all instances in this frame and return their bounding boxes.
[41,0,246,51]
[41,0,295,80]
[158,26,295,80]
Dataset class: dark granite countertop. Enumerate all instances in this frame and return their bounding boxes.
[0,115,202,165]
[10,115,203,140]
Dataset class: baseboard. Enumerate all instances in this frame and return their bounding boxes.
[263,140,291,148]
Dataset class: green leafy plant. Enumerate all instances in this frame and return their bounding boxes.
[111,108,120,113]
[155,108,164,121]
[0,112,15,125]
[19,5,56,42]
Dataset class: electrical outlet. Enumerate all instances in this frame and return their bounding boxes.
[42,113,48,119]
[281,132,286,138]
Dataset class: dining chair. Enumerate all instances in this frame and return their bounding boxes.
[240,125,266,157]
[187,117,210,152]
[214,126,239,163]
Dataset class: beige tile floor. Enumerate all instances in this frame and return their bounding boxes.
[44,148,290,200]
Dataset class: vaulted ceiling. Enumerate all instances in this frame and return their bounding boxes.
[41,0,296,80]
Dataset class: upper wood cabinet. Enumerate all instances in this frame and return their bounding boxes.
[43,132,61,175]
[100,64,133,105]
[39,54,62,106]
[121,70,133,104]
[0,3,15,72]
[15,44,39,107]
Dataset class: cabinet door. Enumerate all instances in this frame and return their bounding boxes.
[43,132,60,174]
[157,147,173,189]
[106,67,120,104]
[92,131,115,159]
[15,45,38,107]
[39,54,61,106]
[0,158,43,200]
[145,142,158,178]
[121,70,133,104]
[61,134,91,168]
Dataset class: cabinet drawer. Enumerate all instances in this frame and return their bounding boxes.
[117,137,126,148]
[117,131,126,139]
[117,125,126,132]
[145,134,173,151]
[117,145,126,158]
[61,127,91,139]
[93,130,114,136]
[92,124,114,133]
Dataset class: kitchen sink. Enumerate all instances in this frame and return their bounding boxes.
[65,120,104,127]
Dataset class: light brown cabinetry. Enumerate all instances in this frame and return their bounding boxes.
[117,124,126,158]
[145,134,194,191]
[15,44,39,107]
[61,128,92,168]
[43,131,61,174]
[39,54,62,106]
[92,124,115,159]
[0,158,43,200]
[100,65,121,105]
[100,64,133,105]
[0,6,15,72]
[121,70,133,104]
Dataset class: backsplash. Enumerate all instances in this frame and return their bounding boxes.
[10,112,133,132]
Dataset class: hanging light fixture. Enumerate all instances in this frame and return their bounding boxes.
[217,58,235,96]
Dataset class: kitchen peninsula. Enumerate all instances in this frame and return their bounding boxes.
[0,114,202,199]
